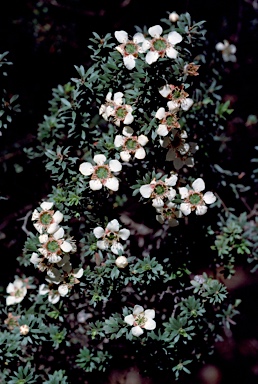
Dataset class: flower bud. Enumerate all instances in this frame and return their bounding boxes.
[20,324,30,335]
[169,12,179,23]
[115,256,128,269]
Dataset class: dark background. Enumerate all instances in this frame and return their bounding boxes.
[0,1,258,383]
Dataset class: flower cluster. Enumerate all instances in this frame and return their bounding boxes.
[6,278,28,306]
[124,305,156,337]
[114,126,149,162]
[30,201,82,304]
[215,40,237,62]
[115,24,183,68]
[99,92,134,126]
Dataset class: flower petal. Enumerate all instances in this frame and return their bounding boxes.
[107,219,120,232]
[60,241,73,253]
[165,174,178,186]
[133,32,145,43]
[124,55,136,70]
[94,154,106,165]
[105,177,119,191]
[58,284,69,297]
[181,98,194,111]
[132,326,144,337]
[146,51,159,65]
[89,179,103,190]
[135,147,146,159]
[137,134,149,146]
[114,135,124,148]
[167,100,179,112]
[47,223,59,234]
[122,126,134,136]
[124,314,134,325]
[93,226,105,239]
[155,107,166,119]
[52,211,64,224]
[157,125,169,136]
[40,201,54,210]
[109,159,122,172]
[96,240,108,250]
[145,309,155,319]
[144,318,156,330]
[120,151,131,162]
[115,30,128,43]
[167,31,183,45]
[124,112,134,125]
[113,92,124,105]
[6,296,17,306]
[133,305,144,315]
[192,178,205,192]
[119,228,130,240]
[166,46,178,59]
[203,191,216,204]
[179,187,189,199]
[148,25,162,37]
[139,184,153,198]
[79,162,94,176]
[111,242,124,255]
[180,202,191,215]
[73,268,84,278]
[196,205,208,215]
[53,227,64,240]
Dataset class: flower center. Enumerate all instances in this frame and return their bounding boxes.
[134,313,147,327]
[96,166,109,179]
[116,106,127,119]
[125,138,137,151]
[15,289,24,298]
[153,38,167,52]
[106,232,117,241]
[154,184,165,195]
[46,240,60,253]
[189,193,202,205]
[166,115,177,126]
[40,212,53,225]
[125,42,137,55]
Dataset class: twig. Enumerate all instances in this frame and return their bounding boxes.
[17,209,33,236]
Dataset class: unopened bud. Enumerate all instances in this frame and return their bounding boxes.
[169,12,179,23]
[115,256,128,269]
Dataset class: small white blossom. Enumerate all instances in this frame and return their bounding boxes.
[93,219,130,255]
[115,30,145,69]
[179,178,217,216]
[20,324,30,335]
[79,154,122,192]
[159,84,193,112]
[31,201,63,234]
[124,305,156,337]
[114,126,148,161]
[215,40,237,62]
[39,284,60,304]
[99,92,134,126]
[115,255,128,268]
[141,25,182,64]
[155,107,180,136]
[6,278,27,306]
[139,174,178,208]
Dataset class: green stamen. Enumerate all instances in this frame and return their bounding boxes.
[125,139,137,150]
[154,184,165,195]
[116,107,127,119]
[96,166,109,179]
[40,212,53,225]
[125,43,137,55]
[47,240,60,253]
[189,193,201,205]
[153,38,167,51]
[166,115,176,126]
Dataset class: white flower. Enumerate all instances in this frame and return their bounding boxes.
[20,324,30,335]
[155,107,180,136]
[6,278,27,306]
[115,255,128,268]
[169,11,179,22]
[93,219,130,255]
[215,40,237,62]
[124,305,156,337]
[31,201,63,234]
[79,154,122,192]
[38,227,74,262]
[39,283,60,304]
[139,174,178,208]
[114,126,148,161]
[99,91,134,126]
[179,178,217,216]
[159,84,193,112]
[142,25,182,64]
[115,30,145,69]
